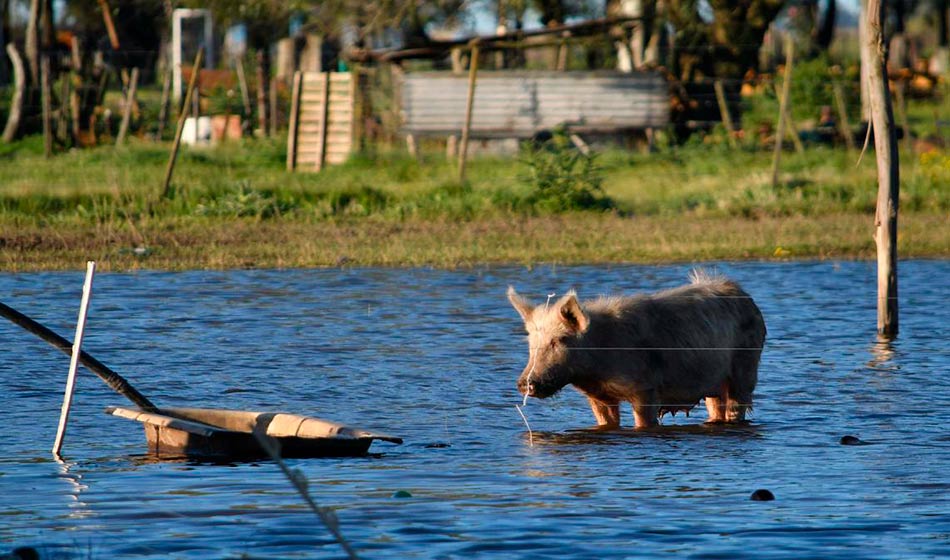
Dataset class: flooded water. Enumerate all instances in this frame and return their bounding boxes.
[1,262,948,559]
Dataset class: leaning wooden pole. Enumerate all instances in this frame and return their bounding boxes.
[116,67,139,146]
[865,0,899,337]
[458,40,481,182]
[161,47,204,199]
[0,301,158,412]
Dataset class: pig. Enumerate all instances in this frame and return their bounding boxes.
[508,270,766,428]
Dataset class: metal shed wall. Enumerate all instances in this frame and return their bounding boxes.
[400,70,669,138]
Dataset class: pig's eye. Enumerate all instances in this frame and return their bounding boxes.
[549,340,558,350]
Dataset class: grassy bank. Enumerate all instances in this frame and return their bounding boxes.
[1,133,948,271]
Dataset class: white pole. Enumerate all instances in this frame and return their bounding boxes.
[52,261,97,457]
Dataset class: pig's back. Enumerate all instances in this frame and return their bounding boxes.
[584,277,765,399]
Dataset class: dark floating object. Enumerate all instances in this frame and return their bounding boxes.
[392,490,413,498]
[750,489,775,501]
[839,435,864,445]
[107,406,402,460]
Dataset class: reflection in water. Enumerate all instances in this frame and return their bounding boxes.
[54,458,93,521]
[868,334,898,370]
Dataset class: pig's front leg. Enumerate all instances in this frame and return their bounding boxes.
[587,397,621,428]
[631,390,660,428]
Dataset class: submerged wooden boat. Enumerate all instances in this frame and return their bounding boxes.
[107,406,403,459]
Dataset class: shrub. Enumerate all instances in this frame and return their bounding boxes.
[520,129,614,213]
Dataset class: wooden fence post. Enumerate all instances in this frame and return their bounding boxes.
[156,64,172,140]
[865,0,899,338]
[161,47,204,199]
[116,67,139,146]
[713,80,737,148]
[41,55,52,158]
[771,35,794,189]
[458,40,481,182]
[256,49,267,136]
[831,81,857,151]
[269,77,278,136]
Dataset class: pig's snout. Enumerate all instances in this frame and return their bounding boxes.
[517,374,532,396]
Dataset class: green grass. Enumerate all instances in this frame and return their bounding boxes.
[1,91,948,270]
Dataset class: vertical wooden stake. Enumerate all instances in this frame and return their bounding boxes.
[256,50,267,136]
[771,35,794,189]
[116,67,139,146]
[713,80,737,148]
[161,47,203,199]
[269,78,278,136]
[406,134,418,158]
[41,55,52,158]
[773,83,805,154]
[832,81,857,151]
[865,0,899,338]
[156,64,172,140]
[317,72,330,170]
[52,261,96,457]
[286,71,302,171]
[458,41,480,182]
[236,57,253,124]
[446,134,458,160]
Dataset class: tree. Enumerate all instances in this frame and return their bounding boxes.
[667,0,786,79]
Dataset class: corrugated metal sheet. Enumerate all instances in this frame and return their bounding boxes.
[400,71,669,137]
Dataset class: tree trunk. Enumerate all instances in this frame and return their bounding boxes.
[25,0,39,86]
[864,0,899,338]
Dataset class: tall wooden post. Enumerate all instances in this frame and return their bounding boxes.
[40,55,52,158]
[256,49,267,136]
[713,80,737,148]
[161,47,203,199]
[771,35,794,189]
[458,41,480,182]
[865,0,899,337]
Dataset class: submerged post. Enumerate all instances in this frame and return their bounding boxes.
[864,0,899,337]
[52,262,96,456]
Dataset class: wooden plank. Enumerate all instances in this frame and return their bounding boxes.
[286,71,302,171]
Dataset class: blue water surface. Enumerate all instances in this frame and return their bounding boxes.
[1,261,948,559]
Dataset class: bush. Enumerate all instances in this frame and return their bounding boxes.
[520,129,614,213]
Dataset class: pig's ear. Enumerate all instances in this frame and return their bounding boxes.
[507,286,534,322]
[557,292,589,333]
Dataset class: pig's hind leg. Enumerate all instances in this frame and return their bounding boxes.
[588,397,621,428]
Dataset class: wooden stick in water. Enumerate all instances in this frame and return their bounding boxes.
[53,262,96,456]
[0,303,158,412]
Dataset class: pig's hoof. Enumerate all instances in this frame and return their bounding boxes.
[750,489,775,501]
